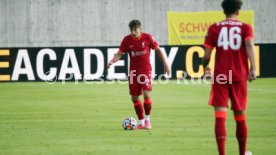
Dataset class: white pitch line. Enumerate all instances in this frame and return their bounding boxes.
[177,83,276,92]
[248,88,276,93]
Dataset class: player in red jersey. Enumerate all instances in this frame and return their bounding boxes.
[203,0,256,155]
[108,20,170,130]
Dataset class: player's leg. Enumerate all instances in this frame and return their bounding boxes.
[230,81,248,155]
[143,90,152,117]
[139,72,153,129]
[143,90,152,129]
[209,82,229,155]
[233,110,247,155]
[131,95,145,128]
[129,75,145,129]
[214,107,227,155]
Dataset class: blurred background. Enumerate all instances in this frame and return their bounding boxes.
[0,0,275,47]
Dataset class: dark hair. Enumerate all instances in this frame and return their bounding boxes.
[221,0,243,15]
[128,19,141,29]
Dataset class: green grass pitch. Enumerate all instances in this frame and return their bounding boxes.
[0,79,276,155]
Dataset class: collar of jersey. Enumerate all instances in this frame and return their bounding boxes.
[131,33,143,40]
[226,18,238,21]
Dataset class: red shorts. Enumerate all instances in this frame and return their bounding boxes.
[209,81,248,111]
[128,72,152,96]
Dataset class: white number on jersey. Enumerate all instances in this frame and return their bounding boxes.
[218,27,242,50]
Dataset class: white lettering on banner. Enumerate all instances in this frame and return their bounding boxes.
[12,49,35,81]
[2,45,260,82]
[9,47,179,81]
[159,47,178,78]
[83,49,104,80]
[127,54,130,75]
[150,50,155,78]
[36,49,57,81]
[107,48,127,80]
[58,49,82,80]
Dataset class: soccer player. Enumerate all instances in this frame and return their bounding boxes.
[202,0,256,155]
[108,19,170,130]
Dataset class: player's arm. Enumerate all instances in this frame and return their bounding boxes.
[107,51,123,68]
[203,25,214,75]
[202,47,212,75]
[155,47,170,76]
[203,47,211,68]
[108,37,127,68]
[245,39,256,82]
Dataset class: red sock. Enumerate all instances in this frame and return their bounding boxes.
[235,115,247,155]
[215,111,227,155]
[215,118,226,155]
[133,100,144,120]
[143,99,152,115]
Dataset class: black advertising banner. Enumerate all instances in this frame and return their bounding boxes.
[259,44,276,77]
[0,44,275,82]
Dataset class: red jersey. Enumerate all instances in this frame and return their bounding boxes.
[119,32,159,74]
[204,18,254,82]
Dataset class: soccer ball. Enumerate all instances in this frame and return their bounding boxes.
[122,116,137,130]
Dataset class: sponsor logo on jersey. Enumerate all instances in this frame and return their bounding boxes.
[130,50,147,57]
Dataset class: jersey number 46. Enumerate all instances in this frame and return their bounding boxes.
[218,27,242,50]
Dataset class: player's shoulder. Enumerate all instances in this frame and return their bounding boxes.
[210,22,218,28]
[141,32,153,39]
[141,32,156,42]
[241,22,252,29]
[208,23,219,31]
[123,34,132,39]
[122,34,132,42]
[141,32,151,36]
